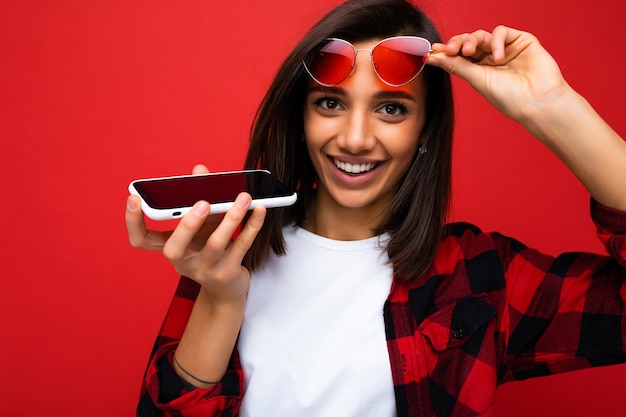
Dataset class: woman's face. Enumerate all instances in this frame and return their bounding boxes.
[303,38,427,218]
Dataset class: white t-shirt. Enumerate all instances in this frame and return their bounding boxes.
[238,225,397,416]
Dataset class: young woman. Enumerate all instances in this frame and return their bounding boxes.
[127,0,626,416]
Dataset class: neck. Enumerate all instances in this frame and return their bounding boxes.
[301,189,390,241]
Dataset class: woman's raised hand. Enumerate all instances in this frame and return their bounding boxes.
[427,26,568,125]
[428,26,626,212]
[125,164,267,305]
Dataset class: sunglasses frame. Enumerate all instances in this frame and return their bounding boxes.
[303,36,433,87]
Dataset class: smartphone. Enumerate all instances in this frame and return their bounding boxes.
[128,169,297,220]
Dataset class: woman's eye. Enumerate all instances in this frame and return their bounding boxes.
[315,97,341,110]
[379,103,407,116]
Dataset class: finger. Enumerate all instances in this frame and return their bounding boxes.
[460,30,495,62]
[489,25,524,63]
[162,200,211,261]
[224,205,266,265]
[125,195,170,250]
[126,195,148,247]
[437,32,470,56]
[489,25,510,62]
[427,28,509,78]
[427,45,484,81]
[192,164,210,175]
[201,193,254,262]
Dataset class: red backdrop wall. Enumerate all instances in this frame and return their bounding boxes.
[1,0,624,415]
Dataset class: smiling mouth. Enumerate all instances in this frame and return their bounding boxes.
[333,158,379,175]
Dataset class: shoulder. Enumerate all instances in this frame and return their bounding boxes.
[440,221,528,258]
[392,222,526,307]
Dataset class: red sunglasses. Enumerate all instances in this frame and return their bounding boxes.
[303,36,433,87]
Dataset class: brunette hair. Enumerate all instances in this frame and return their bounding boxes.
[243,0,454,281]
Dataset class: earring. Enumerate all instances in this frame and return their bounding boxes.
[418,145,427,154]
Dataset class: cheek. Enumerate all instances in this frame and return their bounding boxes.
[302,116,327,170]
[303,108,322,144]
[381,122,421,158]
[303,112,341,155]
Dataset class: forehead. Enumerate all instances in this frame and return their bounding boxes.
[352,38,381,50]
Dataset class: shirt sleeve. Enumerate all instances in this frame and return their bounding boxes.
[500,199,626,380]
[591,199,626,266]
[136,276,243,417]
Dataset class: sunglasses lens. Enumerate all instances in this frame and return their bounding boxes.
[306,39,354,86]
[372,37,430,86]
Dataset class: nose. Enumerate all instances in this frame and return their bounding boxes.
[336,107,376,154]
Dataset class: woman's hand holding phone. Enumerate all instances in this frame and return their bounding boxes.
[125,164,267,303]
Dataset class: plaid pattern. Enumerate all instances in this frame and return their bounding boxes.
[137,200,626,417]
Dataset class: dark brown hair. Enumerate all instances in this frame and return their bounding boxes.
[243,0,454,281]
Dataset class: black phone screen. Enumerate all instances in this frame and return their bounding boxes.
[133,171,294,209]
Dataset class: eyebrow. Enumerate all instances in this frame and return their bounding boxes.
[307,86,417,102]
[373,90,417,102]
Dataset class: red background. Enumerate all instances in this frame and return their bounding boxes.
[1,0,624,415]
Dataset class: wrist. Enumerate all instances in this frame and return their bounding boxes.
[173,352,219,388]
[196,285,248,313]
[519,83,580,141]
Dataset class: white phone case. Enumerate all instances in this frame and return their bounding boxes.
[128,170,297,220]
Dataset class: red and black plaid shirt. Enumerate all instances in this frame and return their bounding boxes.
[137,199,626,417]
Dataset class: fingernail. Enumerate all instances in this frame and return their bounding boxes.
[253,207,266,219]
[127,196,139,212]
[235,194,251,208]
[193,201,209,216]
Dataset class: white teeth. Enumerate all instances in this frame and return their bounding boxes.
[333,159,377,174]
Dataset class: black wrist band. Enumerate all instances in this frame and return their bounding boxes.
[173,353,220,386]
